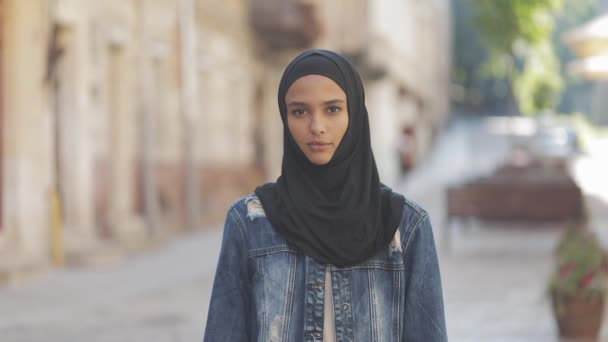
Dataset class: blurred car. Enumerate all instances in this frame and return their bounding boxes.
[531,120,580,159]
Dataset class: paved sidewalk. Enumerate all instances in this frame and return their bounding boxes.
[0,229,222,342]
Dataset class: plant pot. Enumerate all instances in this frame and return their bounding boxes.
[552,293,605,340]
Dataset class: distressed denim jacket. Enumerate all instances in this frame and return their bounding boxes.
[203,193,447,342]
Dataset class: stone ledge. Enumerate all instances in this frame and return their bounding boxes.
[64,241,126,268]
[0,255,49,286]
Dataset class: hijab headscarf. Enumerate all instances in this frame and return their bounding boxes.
[255,49,405,267]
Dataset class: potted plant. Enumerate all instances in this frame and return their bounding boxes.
[548,222,608,340]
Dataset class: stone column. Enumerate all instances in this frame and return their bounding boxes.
[366,79,400,186]
[2,0,53,261]
[260,64,284,181]
[53,4,97,253]
[107,29,140,241]
[178,0,201,230]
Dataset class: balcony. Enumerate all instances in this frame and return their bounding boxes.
[249,0,321,50]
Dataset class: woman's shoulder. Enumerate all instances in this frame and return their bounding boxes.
[398,195,431,239]
[381,184,428,229]
[224,190,294,251]
[224,185,279,235]
[226,192,268,222]
[402,196,429,221]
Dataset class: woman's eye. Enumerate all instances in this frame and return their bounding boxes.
[291,109,306,116]
[327,105,342,113]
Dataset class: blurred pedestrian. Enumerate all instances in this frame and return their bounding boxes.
[203,49,446,341]
[398,125,416,173]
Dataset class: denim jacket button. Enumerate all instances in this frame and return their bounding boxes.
[341,303,350,311]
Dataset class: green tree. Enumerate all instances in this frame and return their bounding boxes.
[451,0,598,115]
[469,0,565,115]
[514,42,563,114]
[471,0,563,56]
[451,0,510,112]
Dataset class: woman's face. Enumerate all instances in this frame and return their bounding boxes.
[285,75,349,165]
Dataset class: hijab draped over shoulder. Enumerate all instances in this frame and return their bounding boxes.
[255,49,405,267]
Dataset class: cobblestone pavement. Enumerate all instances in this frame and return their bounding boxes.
[1,117,606,341]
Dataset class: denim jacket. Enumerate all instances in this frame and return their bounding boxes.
[203,193,447,342]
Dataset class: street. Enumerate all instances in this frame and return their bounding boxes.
[1,117,606,341]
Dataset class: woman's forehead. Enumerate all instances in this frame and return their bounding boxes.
[285,74,346,101]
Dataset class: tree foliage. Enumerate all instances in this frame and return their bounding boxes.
[514,42,563,114]
[451,0,508,110]
[453,0,598,115]
[469,0,565,114]
[470,0,563,56]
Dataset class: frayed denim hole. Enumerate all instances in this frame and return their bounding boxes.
[270,317,281,342]
[245,196,266,221]
[388,229,402,255]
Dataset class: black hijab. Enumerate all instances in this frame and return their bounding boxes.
[255,49,405,267]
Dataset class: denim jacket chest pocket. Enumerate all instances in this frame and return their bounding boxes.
[245,207,299,279]
[244,205,301,342]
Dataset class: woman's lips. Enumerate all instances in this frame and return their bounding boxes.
[307,141,331,152]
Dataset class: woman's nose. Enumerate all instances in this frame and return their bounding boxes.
[310,112,326,135]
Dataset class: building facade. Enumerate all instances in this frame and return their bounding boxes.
[0,0,451,279]
[320,0,451,183]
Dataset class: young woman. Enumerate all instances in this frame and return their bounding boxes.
[203,49,446,341]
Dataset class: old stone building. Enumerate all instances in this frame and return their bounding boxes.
[565,12,608,125]
[0,0,451,280]
[196,0,265,223]
[318,0,451,183]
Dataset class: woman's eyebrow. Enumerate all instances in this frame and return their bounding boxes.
[286,101,308,107]
[324,99,345,105]
[286,99,345,107]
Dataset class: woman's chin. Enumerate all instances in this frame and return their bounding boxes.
[306,155,332,165]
